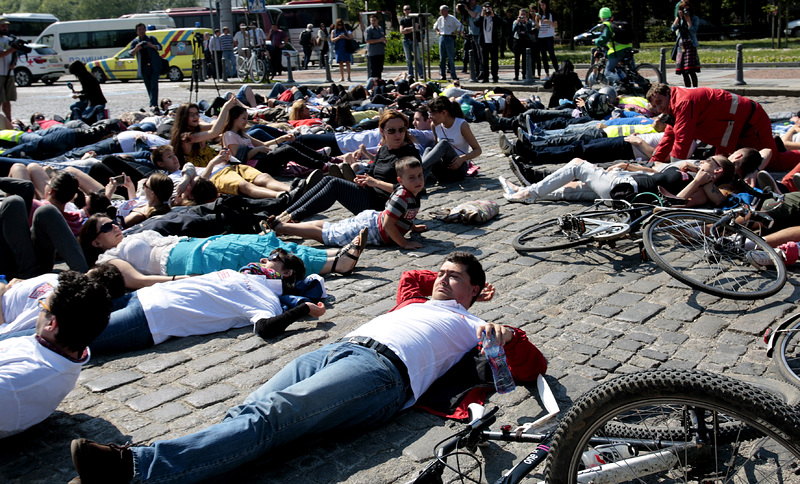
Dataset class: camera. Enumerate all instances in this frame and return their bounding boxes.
[111,175,126,184]
[8,35,31,54]
[680,8,689,15]
[457,2,467,11]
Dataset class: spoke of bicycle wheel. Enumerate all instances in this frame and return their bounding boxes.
[649,216,775,296]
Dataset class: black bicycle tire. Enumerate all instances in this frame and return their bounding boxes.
[773,318,800,390]
[584,63,608,89]
[601,412,762,442]
[642,211,787,299]
[545,369,800,484]
[630,63,661,96]
[512,211,630,253]
[253,58,268,83]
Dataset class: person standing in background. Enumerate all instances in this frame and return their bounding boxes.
[535,0,558,80]
[130,23,162,109]
[209,29,224,81]
[220,26,236,80]
[476,3,502,84]
[316,23,329,70]
[299,24,314,70]
[0,17,17,120]
[672,0,700,87]
[266,23,286,78]
[365,15,387,80]
[458,0,482,77]
[400,5,424,81]
[434,5,463,81]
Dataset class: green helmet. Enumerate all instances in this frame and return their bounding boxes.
[599,7,612,20]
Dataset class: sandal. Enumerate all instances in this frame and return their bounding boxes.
[259,215,280,234]
[332,227,368,275]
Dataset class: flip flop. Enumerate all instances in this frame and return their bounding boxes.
[498,176,516,196]
[332,227,368,276]
[340,163,356,182]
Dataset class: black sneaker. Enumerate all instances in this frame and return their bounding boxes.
[485,111,499,131]
[70,439,134,484]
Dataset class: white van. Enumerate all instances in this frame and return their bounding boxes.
[3,13,59,43]
[35,15,175,67]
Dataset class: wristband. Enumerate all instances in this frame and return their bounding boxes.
[172,275,176,281]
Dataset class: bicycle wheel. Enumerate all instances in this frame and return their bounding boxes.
[643,211,787,299]
[252,58,267,83]
[629,63,661,96]
[261,56,272,83]
[236,56,249,82]
[772,316,800,389]
[584,62,608,89]
[513,211,630,253]
[546,369,800,484]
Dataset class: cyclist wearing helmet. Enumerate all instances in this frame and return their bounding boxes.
[594,7,634,85]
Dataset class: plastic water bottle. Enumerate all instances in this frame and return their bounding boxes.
[482,331,516,394]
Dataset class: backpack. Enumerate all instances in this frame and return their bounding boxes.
[299,30,313,47]
[609,20,633,45]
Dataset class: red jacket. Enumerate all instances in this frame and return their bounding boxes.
[391,270,548,419]
[651,87,759,162]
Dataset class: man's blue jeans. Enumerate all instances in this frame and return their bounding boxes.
[403,39,423,78]
[605,54,634,84]
[131,342,408,482]
[142,65,160,108]
[222,51,236,78]
[90,293,154,354]
[439,36,456,79]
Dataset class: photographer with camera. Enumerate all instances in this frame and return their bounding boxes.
[475,3,502,83]
[0,16,20,120]
[672,0,700,87]
[511,9,537,81]
[457,0,482,78]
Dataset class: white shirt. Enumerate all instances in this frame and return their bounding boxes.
[117,132,169,153]
[434,15,463,36]
[349,299,484,408]
[434,117,471,156]
[137,270,283,344]
[98,230,186,276]
[0,335,88,438]
[0,274,59,335]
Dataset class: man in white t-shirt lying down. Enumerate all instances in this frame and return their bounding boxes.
[68,251,547,484]
[0,271,111,439]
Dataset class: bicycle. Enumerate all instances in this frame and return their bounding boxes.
[512,195,787,300]
[584,48,662,97]
[765,312,800,389]
[407,369,800,484]
[236,46,270,83]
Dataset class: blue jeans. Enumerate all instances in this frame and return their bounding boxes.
[439,36,456,79]
[403,39,423,78]
[605,53,634,84]
[246,124,286,142]
[131,342,408,482]
[1,129,77,159]
[458,95,486,121]
[222,51,236,78]
[142,64,160,108]
[90,293,154,354]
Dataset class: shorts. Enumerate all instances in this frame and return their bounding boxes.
[210,164,263,195]
[322,210,387,247]
[0,75,17,103]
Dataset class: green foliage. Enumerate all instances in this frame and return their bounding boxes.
[645,19,674,43]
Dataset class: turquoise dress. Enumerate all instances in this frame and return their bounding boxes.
[165,232,328,276]
[332,28,353,63]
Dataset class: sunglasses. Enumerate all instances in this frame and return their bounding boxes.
[37,297,52,314]
[384,127,407,135]
[98,221,117,234]
[267,252,285,265]
[143,182,151,190]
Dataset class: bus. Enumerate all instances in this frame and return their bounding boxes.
[277,0,351,44]
[128,7,287,34]
[35,15,174,67]
[3,13,58,43]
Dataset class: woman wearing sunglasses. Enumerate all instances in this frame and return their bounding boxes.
[79,213,367,290]
[420,96,481,183]
[274,110,421,224]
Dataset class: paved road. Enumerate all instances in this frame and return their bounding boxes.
[2,70,800,483]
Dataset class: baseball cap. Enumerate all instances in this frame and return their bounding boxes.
[307,23,313,29]
[440,5,449,10]
[0,17,9,25]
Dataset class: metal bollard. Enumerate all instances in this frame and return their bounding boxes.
[469,49,479,82]
[659,47,667,84]
[285,52,294,83]
[523,48,534,85]
[324,54,333,83]
[734,44,746,85]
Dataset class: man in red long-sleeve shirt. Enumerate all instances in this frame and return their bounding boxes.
[647,83,800,177]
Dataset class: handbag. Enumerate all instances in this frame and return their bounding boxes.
[345,38,358,53]
[670,39,679,61]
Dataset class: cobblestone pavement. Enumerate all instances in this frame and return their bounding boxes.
[3,78,800,484]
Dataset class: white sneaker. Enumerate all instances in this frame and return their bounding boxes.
[746,250,781,270]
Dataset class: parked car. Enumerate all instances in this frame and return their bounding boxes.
[85,28,211,83]
[785,19,800,37]
[574,24,603,46]
[14,43,65,86]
